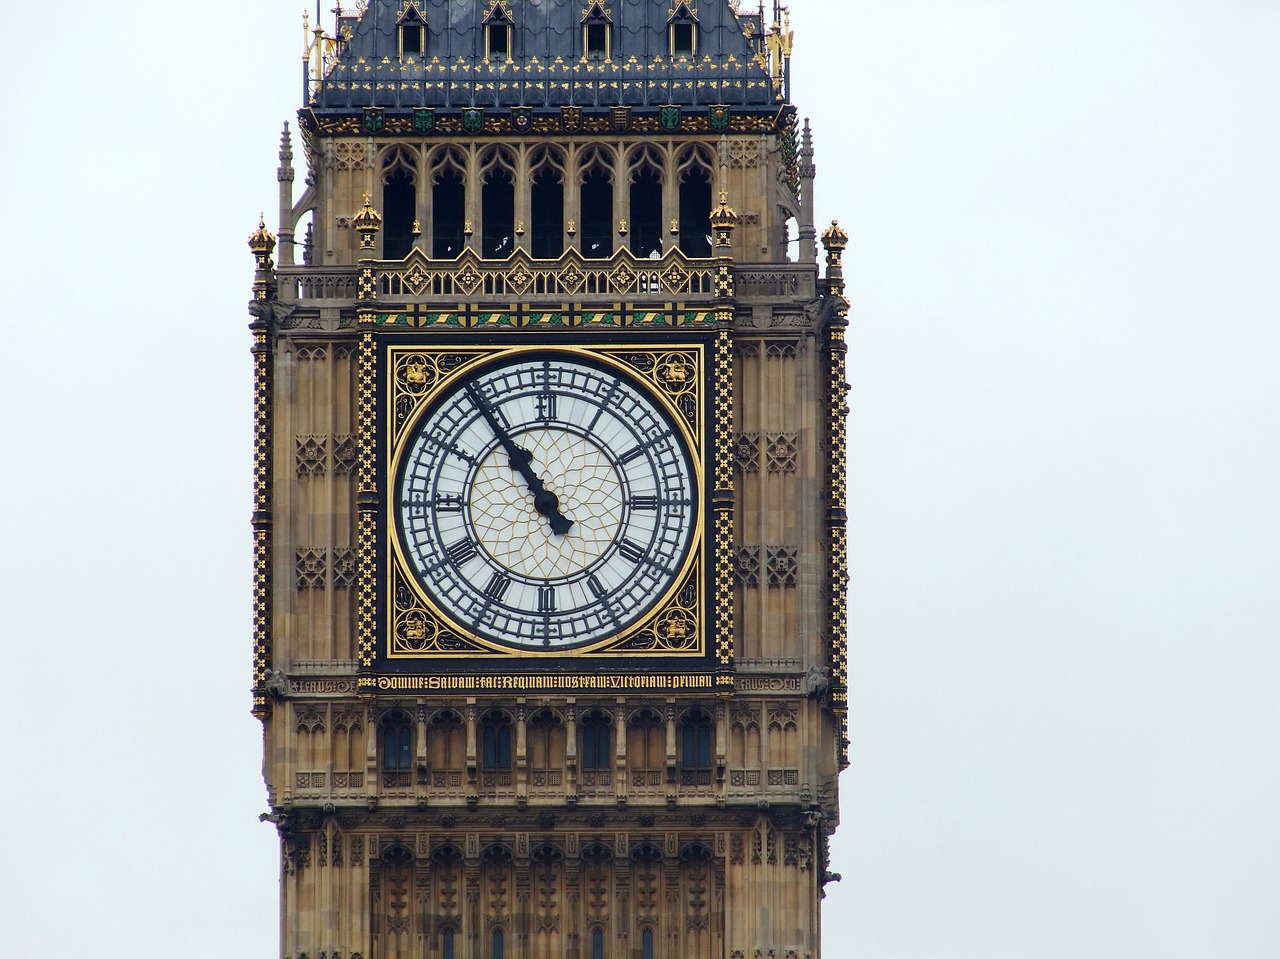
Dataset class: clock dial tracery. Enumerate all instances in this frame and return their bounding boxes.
[393,352,699,651]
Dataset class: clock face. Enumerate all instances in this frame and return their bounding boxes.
[394,352,698,651]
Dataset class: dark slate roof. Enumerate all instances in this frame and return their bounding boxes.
[313,0,779,111]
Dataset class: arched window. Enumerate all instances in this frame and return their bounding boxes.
[579,148,614,259]
[641,926,655,959]
[382,150,417,260]
[481,713,512,770]
[580,709,613,770]
[680,708,712,769]
[529,147,565,259]
[441,927,455,959]
[627,708,664,787]
[491,926,505,959]
[431,149,466,259]
[380,710,413,775]
[429,709,464,788]
[528,709,563,784]
[676,146,714,258]
[591,926,605,959]
[480,149,516,259]
[628,147,664,258]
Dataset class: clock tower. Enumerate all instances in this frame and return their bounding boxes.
[248,3,850,958]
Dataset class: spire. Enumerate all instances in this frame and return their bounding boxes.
[277,123,296,266]
[797,117,817,263]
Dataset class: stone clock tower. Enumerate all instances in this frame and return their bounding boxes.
[247,3,849,958]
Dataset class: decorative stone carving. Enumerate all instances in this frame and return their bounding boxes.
[333,548,357,589]
[735,432,760,472]
[765,432,798,473]
[333,435,358,474]
[765,546,798,588]
[296,548,326,590]
[734,546,761,588]
[296,435,327,476]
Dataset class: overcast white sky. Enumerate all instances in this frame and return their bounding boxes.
[1,2,1276,957]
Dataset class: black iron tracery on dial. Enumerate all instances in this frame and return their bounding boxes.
[463,380,574,536]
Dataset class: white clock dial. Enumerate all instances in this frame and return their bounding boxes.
[395,353,697,650]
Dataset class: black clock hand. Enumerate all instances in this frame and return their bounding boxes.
[464,382,573,536]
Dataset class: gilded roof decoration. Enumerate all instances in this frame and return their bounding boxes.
[309,0,776,111]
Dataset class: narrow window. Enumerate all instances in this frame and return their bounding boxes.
[530,166,564,258]
[672,22,694,58]
[381,713,412,770]
[629,165,663,258]
[581,713,612,770]
[432,167,464,258]
[488,23,510,59]
[492,927,505,959]
[402,25,423,57]
[442,928,455,959]
[382,166,416,260]
[591,926,605,959]
[482,716,512,770]
[586,22,608,59]
[680,711,712,768]
[678,165,712,257]
[482,167,515,259]
[641,927,654,959]
[580,167,613,259]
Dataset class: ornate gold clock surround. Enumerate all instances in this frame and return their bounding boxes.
[354,330,732,692]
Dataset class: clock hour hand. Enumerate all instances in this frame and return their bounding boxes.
[465,382,573,536]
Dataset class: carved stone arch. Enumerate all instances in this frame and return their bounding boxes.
[629,841,663,864]
[627,706,663,729]
[624,143,665,181]
[676,143,716,178]
[730,706,758,732]
[679,841,714,863]
[576,143,616,178]
[380,144,419,180]
[427,144,467,181]
[529,144,567,178]
[478,144,518,179]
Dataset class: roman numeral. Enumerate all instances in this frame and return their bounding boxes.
[448,444,475,464]
[432,493,463,512]
[536,393,557,421]
[587,574,608,599]
[537,586,556,612]
[618,445,645,464]
[617,539,645,563]
[446,538,478,565]
[483,571,511,601]
[630,495,659,510]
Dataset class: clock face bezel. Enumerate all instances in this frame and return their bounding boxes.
[378,338,712,669]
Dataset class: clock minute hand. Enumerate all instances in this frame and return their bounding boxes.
[464,382,573,536]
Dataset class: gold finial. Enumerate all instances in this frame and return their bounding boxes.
[820,219,848,254]
[618,218,628,235]
[353,191,383,232]
[248,214,276,257]
[709,190,739,234]
[411,219,422,236]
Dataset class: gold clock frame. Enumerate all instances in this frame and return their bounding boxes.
[382,342,711,662]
